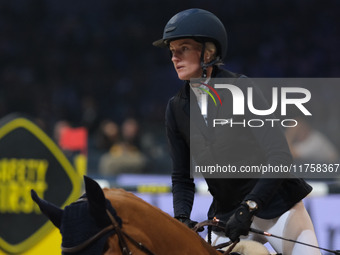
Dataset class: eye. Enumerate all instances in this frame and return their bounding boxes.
[181,46,189,51]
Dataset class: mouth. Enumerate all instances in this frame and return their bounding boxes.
[176,65,184,71]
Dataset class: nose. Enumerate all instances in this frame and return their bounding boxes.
[171,51,180,62]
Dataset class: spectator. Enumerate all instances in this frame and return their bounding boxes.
[94,119,120,152]
[286,117,339,163]
[98,118,147,176]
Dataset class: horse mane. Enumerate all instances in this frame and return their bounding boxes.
[102,188,219,255]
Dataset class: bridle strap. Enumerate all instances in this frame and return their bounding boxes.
[61,197,155,255]
[122,232,155,255]
[105,209,155,255]
[106,209,132,255]
[61,225,114,253]
[61,199,155,255]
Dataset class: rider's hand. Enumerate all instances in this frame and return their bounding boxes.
[175,215,204,232]
[224,203,254,242]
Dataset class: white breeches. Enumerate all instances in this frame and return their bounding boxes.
[209,201,321,255]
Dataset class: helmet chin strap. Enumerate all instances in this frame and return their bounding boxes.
[200,44,220,78]
[201,58,220,78]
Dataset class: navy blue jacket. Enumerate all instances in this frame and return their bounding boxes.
[165,67,312,221]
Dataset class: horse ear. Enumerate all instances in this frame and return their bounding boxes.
[31,189,63,228]
[83,176,107,219]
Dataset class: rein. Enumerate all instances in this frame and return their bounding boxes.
[194,218,340,255]
[193,218,238,255]
[61,199,155,255]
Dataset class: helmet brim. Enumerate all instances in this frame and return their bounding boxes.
[152,39,168,48]
[152,36,199,48]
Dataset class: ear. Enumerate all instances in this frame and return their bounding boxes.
[203,42,217,64]
[83,176,108,225]
[31,189,63,228]
[203,51,210,63]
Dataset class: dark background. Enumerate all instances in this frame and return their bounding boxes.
[0,0,339,173]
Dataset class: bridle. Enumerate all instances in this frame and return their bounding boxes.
[61,198,155,255]
[60,199,268,255]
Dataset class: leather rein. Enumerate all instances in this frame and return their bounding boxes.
[193,218,239,255]
[61,198,155,255]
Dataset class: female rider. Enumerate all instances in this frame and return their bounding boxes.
[153,8,320,255]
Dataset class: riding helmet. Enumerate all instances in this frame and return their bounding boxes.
[152,8,228,59]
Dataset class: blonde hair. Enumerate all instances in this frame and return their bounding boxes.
[204,42,223,65]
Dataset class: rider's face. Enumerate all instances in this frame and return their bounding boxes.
[169,39,202,80]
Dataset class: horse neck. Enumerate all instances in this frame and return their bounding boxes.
[103,189,219,255]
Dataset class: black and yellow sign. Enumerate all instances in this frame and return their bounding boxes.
[0,114,82,254]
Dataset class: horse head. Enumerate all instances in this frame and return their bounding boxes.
[31,176,121,254]
[31,176,269,255]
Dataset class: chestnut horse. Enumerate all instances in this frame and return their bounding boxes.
[31,176,270,255]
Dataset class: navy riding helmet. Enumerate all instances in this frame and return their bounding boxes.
[153,8,228,60]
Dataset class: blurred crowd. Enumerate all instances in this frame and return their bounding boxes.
[0,0,339,174]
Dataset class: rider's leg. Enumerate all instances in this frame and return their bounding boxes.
[251,201,321,255]
[208,201,320,255]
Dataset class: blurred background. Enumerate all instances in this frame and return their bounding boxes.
[1,0,340,176]
[0,0,340,253]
